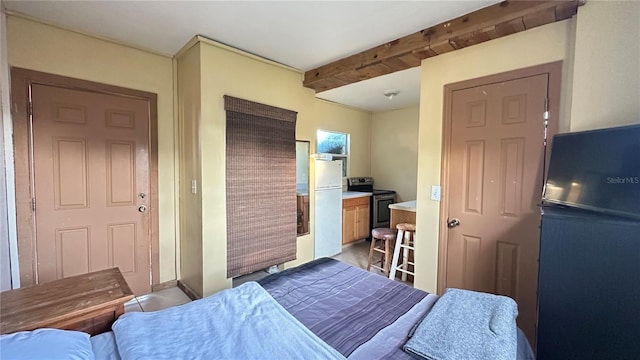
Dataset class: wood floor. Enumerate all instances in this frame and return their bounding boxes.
[136,240,405,313]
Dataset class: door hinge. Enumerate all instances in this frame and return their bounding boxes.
[31,198,36,212]
[27,100,33,117]
[543,98,549,144]
[543,98,549,120]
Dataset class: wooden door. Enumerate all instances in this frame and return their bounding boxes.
[30,84,151,295]
[442,71,555,343]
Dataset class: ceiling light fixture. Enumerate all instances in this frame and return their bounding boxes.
[383,90,399,100]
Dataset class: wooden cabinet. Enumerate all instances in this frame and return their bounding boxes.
[0,268,134,335]
[342,196,370,245]
[390,208,416,230]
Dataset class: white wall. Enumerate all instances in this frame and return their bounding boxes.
[0,5,18,290]
[0,107,9,291]
[371,106,419,202]
[0,91,10,291]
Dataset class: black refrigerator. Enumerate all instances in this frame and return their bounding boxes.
[537,124,640,359]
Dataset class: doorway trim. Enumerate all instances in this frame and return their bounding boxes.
[437,61,562,294]
[10,67,160,288]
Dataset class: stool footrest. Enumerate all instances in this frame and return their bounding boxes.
[396,262,414,269]
[370,264,385,272]
[396,268,416,275]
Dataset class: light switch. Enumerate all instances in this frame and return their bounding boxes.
[430,185,441,201]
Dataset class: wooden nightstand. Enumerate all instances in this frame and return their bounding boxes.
[0,268,134,335]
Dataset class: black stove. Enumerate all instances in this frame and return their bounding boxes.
[347,177,396,231]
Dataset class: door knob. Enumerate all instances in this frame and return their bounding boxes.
[447,218,461,228]
[138,205,147,213]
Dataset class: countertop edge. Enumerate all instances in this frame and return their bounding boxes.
[342,191,373,199]
[389,200,417,212]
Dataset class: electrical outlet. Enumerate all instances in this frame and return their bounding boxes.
[430,185,441,201]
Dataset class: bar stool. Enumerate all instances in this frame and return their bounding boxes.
[389,223,416,281]
[367,228,397,276]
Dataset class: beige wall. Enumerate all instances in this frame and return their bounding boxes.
[4,17,372,296]
[308,99,372,179]
[6,16,177,283]
[176,42,203,295]
[415,19,575,293]
[570,1,640,131]
[415,1,640,294]
[371,106,419,202]
[13,3,631,299]
[193,38,370,296]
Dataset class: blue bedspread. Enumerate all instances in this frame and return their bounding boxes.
[111,282,345,360]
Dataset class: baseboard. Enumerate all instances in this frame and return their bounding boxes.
[151,280,177,292]
[177,280,201,300]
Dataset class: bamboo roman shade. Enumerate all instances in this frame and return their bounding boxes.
[224,95,297,278]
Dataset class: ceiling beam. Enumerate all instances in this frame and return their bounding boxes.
[303,0,582,93]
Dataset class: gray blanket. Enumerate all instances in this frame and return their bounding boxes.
[403,288,518,360]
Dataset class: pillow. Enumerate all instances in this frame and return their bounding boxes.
[0,328,95,360]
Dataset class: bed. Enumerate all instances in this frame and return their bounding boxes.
[1,258,534,360]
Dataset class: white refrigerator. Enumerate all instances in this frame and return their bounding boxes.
[313,156,343,259]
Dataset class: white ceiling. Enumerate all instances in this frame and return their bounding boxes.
[3,0,499,112]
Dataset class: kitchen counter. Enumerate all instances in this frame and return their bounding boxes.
[389,200,416,212]
[389,200,417,233]
[342,191,372,199]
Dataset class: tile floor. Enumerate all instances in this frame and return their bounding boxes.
[124,286,192,313]
[232,240,382,287]
[126,239,408,313]
[335,239,414,287]
[332,239,372,269]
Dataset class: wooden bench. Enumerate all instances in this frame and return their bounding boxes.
[0,268,134,335]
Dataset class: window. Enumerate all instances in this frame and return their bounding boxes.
[317,129,349,177]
